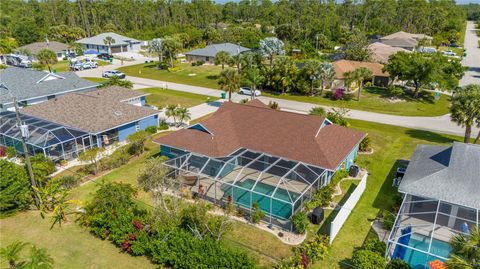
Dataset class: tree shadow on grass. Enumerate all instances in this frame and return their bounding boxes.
[365,87,441,104]
[405,129,457,144]
[206,75,219,80]
[144,63,160,69]
[372,159,408,211]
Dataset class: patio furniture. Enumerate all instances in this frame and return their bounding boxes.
[181,173,198,185]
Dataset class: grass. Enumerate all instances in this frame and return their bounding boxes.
[264,87,451,117]
[138,87,218,108]
[82,77,109,83]
[118,62,227,89]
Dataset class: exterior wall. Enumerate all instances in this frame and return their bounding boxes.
[139,115,158,130]
[140,96,146,106]
[186,55,214,64]
[116,115,158,142]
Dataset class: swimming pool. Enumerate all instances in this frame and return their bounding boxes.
[402,233,452,269]
[222,179,300,219]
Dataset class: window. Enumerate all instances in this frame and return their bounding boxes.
[135,122,140,131]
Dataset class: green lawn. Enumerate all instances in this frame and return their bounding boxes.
[138,87,218,108]
[265,87,451,117]
[118,62,227,89]
[82,77,108,83]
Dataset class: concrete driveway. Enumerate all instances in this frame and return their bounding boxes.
[459,21,480,86]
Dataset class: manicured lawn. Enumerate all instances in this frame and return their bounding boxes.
[118,62,227,89]
[0,211,155,269]
[264,87,451,116]
[82,77,108,83]
[312,119,464,268]
[138,87,218,108]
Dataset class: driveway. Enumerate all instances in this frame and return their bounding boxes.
[77,59,479,139]
[459,21,480,86]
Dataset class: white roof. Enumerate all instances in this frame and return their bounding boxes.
[76,32,140,46]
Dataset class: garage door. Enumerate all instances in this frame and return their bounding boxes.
[111,46,122,53]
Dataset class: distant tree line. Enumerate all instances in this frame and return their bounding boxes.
[0,0,467,56]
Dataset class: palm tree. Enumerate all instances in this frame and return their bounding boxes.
[163,36,181,68]
[218,69,240,101]
[445,226,480,269]
[352,67,373,101]
[242,65,264,100]
[230,54,243,74]
[165,105,178,125]
[302,59,321,96]
[99,76,133,89]
[317,62,336,96]
[176,107,191,125]
[343,71,356,92]
[25,245,54,269]
[149,38,164,65]
[0,241,28,268]
[103,36,116,54]
[36,49,58,73]
[259,37,285,69]
[450,84,480,143]
[214,51,231,70]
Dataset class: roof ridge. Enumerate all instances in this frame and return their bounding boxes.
[225,101,326,122]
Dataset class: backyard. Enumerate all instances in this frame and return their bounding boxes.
[118,62,226,89]
[0,120,465,268]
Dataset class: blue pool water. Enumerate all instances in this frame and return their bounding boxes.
[223,179,299,219]
[403,233,452,269]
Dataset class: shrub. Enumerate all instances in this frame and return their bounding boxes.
[127,131,150,155]
[291,211,309,234]
[351,249,387,269]
[30,154,56,182]
[168,67,181,72]
[268,101,279,110]
[359,136,371,152]
[101,147,131,170]
[280,235,329,268]
[0,160,32,216]
[57,175,80,189]
[382,212,396,230]
[331,169,348,185]
[158,120,169,130]
[239,98,249,104]
[6,146,16,158]
[363,239,386,255]
[334,88,345,100]
[251,201,265,223]
[157,62,169,69]
[309,106,326,117]
[364,81,373,87]
[388,86,404,97]
[32,62,45,70]
[191,60,205,66]
[386,258,412,269]
[145,125,158,134]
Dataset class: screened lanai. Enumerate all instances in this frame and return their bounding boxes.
[0,111,92,160]
[386,194,479,268]
[163,148,330,229]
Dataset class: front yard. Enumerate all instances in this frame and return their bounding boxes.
[138,87,218,108]
[49,60,110,73]
[118,62,227,89]
[264,87,451,117]
[0,120,465,268]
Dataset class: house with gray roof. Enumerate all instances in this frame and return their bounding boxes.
[0,67,98,111]
[380,31,433,51]
[76,32,142,54]
[17,41,71,61]
[185,43,250,64]
[386,142,479,269]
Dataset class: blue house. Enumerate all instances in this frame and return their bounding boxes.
[154,100,365,229]
[3,86,161,160]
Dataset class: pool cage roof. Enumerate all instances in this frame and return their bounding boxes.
[387,195,480,261]
[163,148,329,206]
[0,111,89,149]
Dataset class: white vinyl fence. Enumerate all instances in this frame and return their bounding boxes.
[329,172,368,244]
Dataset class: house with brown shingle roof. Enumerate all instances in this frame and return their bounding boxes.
[368,42,410,64]
[21,86,160,147]
[155,100,365,225]
[17,41,72,61]
[333,60,390,88]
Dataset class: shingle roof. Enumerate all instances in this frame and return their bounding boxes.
[380,31,432,41]
[367,42,410,63]
[18,41,69,55]
[333,60,389,79]
[155,100,365,170]
[380,37,418,48]
[399,142,480,209]
[185,43,250,58]
[21,87,158,134]
[0,67,97,105]
[76,32,140,46]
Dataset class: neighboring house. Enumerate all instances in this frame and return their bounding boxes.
[185,43,250,64]
[386,142,480,269]
[0,67,98,111]
[17,41,72,61]
[380,31,433,51]
[76,32,142,54]
[333,60,390,88]
[155,100,365,229]
[367,42,410,64]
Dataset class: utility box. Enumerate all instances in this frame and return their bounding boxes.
[349,165,359,177]
[311,207,324,224]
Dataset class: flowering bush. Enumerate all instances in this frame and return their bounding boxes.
[334,88,345,100]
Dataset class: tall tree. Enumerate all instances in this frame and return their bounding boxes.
[176,107,191,125]
[445,226,480,269]
[302,59,321,96]
[149,38,164,65]
[450,84,480,143]
[343,29,371,62]
[259,37,285,69]
[218,69,240,101]
[0,160,32,216]
[163,36,181,68]
[352,67,373,101]
[103,36,115,54]
[36,49,58,73]
[242,65,264,100]
[317,62,336,96]
[214,50,231,70]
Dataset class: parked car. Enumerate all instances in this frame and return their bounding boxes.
[97,53,113,60]
[102,70,126,79]
[70,62,84,71]
[82,60,98,69]
[417,47,436,54]
[442,50,456,56]
[5,54,32,68]
[239,87,261,96]
[449,43,459,48]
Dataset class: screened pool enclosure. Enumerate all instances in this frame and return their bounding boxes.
[0,111,92,160]
[163,148,331,229]
[386,194,479,268]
